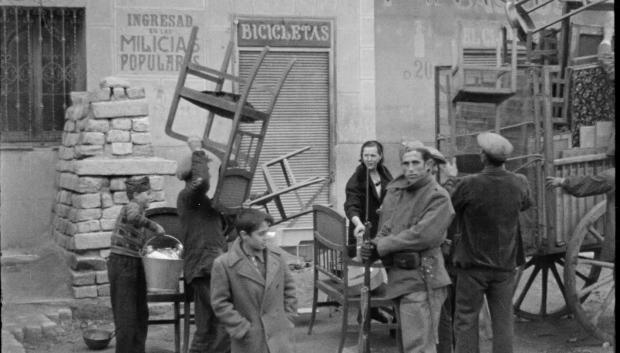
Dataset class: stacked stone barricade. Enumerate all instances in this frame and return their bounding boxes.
[52,77,176,298]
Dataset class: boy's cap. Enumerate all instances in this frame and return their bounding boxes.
[125,176,150,194]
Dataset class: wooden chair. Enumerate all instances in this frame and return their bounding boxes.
[307,205,402,353]
[165,26,296,210]
[248,146,327,225]
[504,0,612,63]
[145,207,194,353]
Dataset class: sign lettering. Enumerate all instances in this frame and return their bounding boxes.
[117,10,202,74]
[237,19,331,48]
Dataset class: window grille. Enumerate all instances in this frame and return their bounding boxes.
[0,6,85,143]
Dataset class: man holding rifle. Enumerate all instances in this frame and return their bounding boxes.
[361,142,455,353]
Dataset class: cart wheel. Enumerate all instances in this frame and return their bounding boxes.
[513,253,578,320]
[564,201,615,345]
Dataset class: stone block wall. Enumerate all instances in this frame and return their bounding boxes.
[52,78,176,298]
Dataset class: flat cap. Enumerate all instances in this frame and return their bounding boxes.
[399,139,425,160]
[477,132,513,162]
[125,176,150,195]
[425,146,447,164]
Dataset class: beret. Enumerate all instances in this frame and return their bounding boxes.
[477,132,513,162]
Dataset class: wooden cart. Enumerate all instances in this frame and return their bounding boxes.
[434,54,614,344]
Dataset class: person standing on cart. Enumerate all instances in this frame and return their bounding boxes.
[361,143,454,353]
[108,176,166,353]
[451,132,533,353]
[176,138,231,353]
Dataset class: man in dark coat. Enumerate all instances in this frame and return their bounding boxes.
[177,142,230,353]
[451,132,533,353]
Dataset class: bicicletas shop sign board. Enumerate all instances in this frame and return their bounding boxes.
[236,18,332,48]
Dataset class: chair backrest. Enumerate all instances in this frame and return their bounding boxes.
[312,204,349,285]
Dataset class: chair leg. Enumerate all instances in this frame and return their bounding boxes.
[174,300,181,353]
[338,300,348,353]
[182,294,190,353]
[308,279,318,335]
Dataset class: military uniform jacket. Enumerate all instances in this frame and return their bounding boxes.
[375,174,454,299]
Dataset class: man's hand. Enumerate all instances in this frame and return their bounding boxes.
[441,161,459,177]
[155,224,166,237]
[545,176,564,189]
[354,223,366,238]
[360,241,379,262]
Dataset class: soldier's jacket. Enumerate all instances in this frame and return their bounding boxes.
[375,174,455,299]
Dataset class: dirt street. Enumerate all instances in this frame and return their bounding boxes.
[17,266,614,353]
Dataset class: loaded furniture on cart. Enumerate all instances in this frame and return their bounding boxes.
[434,0,614,344]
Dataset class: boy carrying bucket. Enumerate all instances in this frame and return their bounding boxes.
[107,176,165,353]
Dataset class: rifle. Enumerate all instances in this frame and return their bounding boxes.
[357,166,372,353]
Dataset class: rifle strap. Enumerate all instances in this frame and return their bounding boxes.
[421,256,438,344]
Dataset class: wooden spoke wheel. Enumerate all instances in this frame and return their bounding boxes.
[512,253,584,320]
[564,201,615,345]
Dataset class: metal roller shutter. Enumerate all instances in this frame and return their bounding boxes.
[239,50,330,228]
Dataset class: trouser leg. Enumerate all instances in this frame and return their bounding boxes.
[135,261,149,353]
[399,287,447,353]
[437,281,455,353]
[486,270,516,353]
[189,277,230,353]
[108,254,146,353]
[454,269,486,353]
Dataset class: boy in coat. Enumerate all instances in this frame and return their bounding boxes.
[210,208,298,353]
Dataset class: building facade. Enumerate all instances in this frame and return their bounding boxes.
[2,0,599,252]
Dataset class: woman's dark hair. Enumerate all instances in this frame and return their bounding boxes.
[235,208,274,235]
[359,140,384,165]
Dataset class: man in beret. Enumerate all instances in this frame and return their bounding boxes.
[176,138,230,353]
[108,176,166,353]
[361,143,454,353]
[451,132,533,353]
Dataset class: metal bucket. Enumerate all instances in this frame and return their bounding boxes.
[141,235,184,293]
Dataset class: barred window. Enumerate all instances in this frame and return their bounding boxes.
[1,7,86,143]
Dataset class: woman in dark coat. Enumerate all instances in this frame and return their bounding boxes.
[344,140,393,253]
[344,140,393,324]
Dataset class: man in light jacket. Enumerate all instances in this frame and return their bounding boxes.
[210,208,297,353]
[361,143,455,353]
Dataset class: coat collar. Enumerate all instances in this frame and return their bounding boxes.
[227,237,282,288]
[387,174,433,191]
[480,165,508,176]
